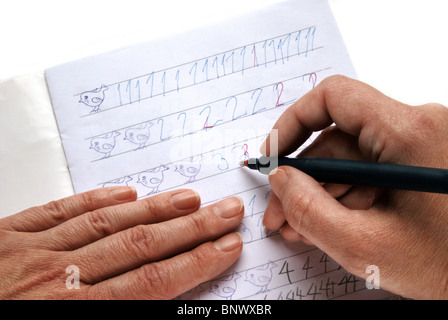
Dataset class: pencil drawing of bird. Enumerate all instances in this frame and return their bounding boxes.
[79,84,108,113]
[124,122,154,149]
[137,165,169,195]
[209,272,241,300]
[174,156,201,183]
[89,131,120,159]
[245,261,278,293]
[102,176,133,188]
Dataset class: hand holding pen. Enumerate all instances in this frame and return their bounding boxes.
[260,75,448,299]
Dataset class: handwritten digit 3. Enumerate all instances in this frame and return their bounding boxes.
[242,144,250,160]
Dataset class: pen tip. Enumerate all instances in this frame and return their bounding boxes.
[239,160,248,167]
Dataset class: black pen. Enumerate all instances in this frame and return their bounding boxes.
[240,157,448,194]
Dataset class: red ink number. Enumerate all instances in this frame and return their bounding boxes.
[275,82,284,107]
[309,73,317,88]
[242,144,249,160]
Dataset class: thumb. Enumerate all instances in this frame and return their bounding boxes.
[268,166,358,251]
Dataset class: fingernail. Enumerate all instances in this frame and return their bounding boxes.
[111,186,136,201]
[213,197,244,219]
[213,233,242,252]
[170,190,200,210]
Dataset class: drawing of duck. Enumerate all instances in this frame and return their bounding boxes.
[209,272,241,300]
[79,84,108,113]
[124,121,154,149]
[89,131,120,159]
[137,165,169,195]
[245,261,278,293]
[174,156,202,183]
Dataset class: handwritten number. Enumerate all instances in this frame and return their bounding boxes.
[248,194,256,217]
[226,51,235,73]
[279,261,295,284]
[135,80,141,103]
[175,70,180,92]
[157,118,170,141]
[126,80,132,104]
[295,30,302,56]
[240,46,246,75]
[302,256,313,279]
[227,96,246,121]
[177,112,187,136]
[309,72,317,88]
[212,56,219,79]
[117,83,123,106]
[146,72,154,98]
[202,59,209,81]
[252,44,258,67]
[190,62,198,85]
[161,71,166,96]
[274,82,284,107]
[200,106,213,130]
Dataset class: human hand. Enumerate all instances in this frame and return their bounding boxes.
[262,75,448,299]
[0,187,243,299]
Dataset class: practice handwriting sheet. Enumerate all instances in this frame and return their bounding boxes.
[46,0,394,299]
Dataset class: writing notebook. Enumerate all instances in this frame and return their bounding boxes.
[45,0,394,300]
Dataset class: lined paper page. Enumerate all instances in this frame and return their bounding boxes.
[46,0,393,299]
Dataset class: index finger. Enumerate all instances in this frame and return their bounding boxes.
[262,75,406,161]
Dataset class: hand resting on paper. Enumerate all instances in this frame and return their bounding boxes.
[0,188,243,299]
[262,75,448,299]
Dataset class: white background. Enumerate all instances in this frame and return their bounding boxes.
[0,0,447,106]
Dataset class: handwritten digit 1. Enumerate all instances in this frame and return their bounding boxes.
[135,80,141,103]
[226,51,235,74]
[161,71,166,96]
[126,80,132,104]
[295,30,301,56]
[252,44,258,67]
[117,83,123,106]
[268,40,276,64]
[240,46,246,75]
[146,72,154,98]
[212,56,219,79]
[202,59,209,81]
[175,70,180,92]
[189,62,197,85]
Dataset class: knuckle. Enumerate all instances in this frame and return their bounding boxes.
[85,210,114,237]
[188,213,209,233]
[42,200,69,223]
[124,225,160,258]
[78,191,101,210]
[319,74,352,94]
[136,263,173,299]
[139,196,165,219]
[185,211,215,238]
[284,190,316,228]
